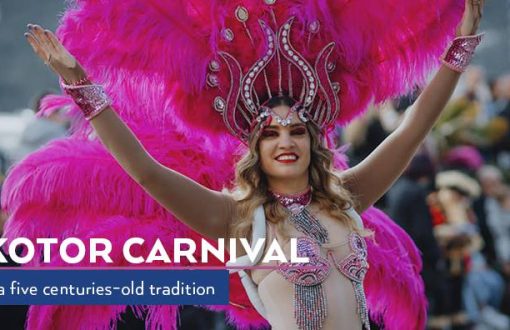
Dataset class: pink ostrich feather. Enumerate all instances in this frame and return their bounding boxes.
[363,207,427,330]
[1,132,235,330]
[54,0,463,138]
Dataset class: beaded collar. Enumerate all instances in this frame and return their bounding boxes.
[269,187,312,214]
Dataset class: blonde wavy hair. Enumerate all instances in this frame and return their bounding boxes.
[228,96,364,242]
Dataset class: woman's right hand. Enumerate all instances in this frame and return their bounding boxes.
[25,24,87,84]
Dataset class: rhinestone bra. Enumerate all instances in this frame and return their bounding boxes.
[277,233,370,330]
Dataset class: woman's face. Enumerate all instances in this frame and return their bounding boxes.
[438,187,465,206]
[258,104,311,186]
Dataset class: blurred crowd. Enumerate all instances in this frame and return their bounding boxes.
[343,66,510,330]
[0,66,509,329]
[0,91,70,238]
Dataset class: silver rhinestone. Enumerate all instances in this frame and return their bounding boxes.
[308,21,320,33]
[263,56,269,61]
[246,78,252,84]
[284,24,290,29]
[298,60,304,66]
[306,71,312,76]
[222,28,234,42]
[310,83,315,89]
[264,0,276,4]
[245,92,250,98]
[327,61,336,72]
[235,6,249,22]
[289,50,294,56]
[249,72,255,78]
[244,85,250,91]
[209,60,221,72]
[284,45,290,51]
[293,55,298,61]
[207,74,219,87]
[309,91,314,96]
[214,97,226,111]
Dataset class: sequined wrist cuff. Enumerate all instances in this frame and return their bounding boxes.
[61,82,111,121]
[440,34,483,73]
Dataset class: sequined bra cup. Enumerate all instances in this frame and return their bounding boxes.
[277,232,370,330]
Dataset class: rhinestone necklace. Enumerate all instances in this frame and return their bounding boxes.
[269,187,330,330]
[269,187,329,244]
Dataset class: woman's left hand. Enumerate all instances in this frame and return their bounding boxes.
[457,0,484,36]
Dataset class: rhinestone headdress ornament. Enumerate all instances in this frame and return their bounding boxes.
[208,1,341,141]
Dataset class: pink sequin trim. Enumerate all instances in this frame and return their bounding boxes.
[62,83,111,121]
[441,34,483,73]
[277,236,330,286]
[329,232,369,283]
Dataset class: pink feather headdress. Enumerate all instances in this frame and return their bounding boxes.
[56,0,464,140]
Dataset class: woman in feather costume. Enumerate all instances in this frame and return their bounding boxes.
[2,0,483,329]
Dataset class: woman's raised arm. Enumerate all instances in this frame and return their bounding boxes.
[25,24,234,240]
[342,0,484,212]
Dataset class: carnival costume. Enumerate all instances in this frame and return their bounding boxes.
[1,0,479,329]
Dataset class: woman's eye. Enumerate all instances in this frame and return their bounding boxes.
[261,130,278,138]
[291,127,307,135]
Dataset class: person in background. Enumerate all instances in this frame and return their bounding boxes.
[489,75,510,167]
[15,91,69,160]
[474,165,504,267]
[435,170,508,329]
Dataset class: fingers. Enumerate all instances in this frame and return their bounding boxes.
[26,24,55,63]
[25,31,49,63]
[470,0,483,18]
[44,29,63,52]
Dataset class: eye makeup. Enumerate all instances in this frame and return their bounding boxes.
[291,126,307,135]
[260,123,307,138]
[260,129,278,138]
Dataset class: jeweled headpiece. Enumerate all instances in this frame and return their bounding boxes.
[208,5,340,141]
